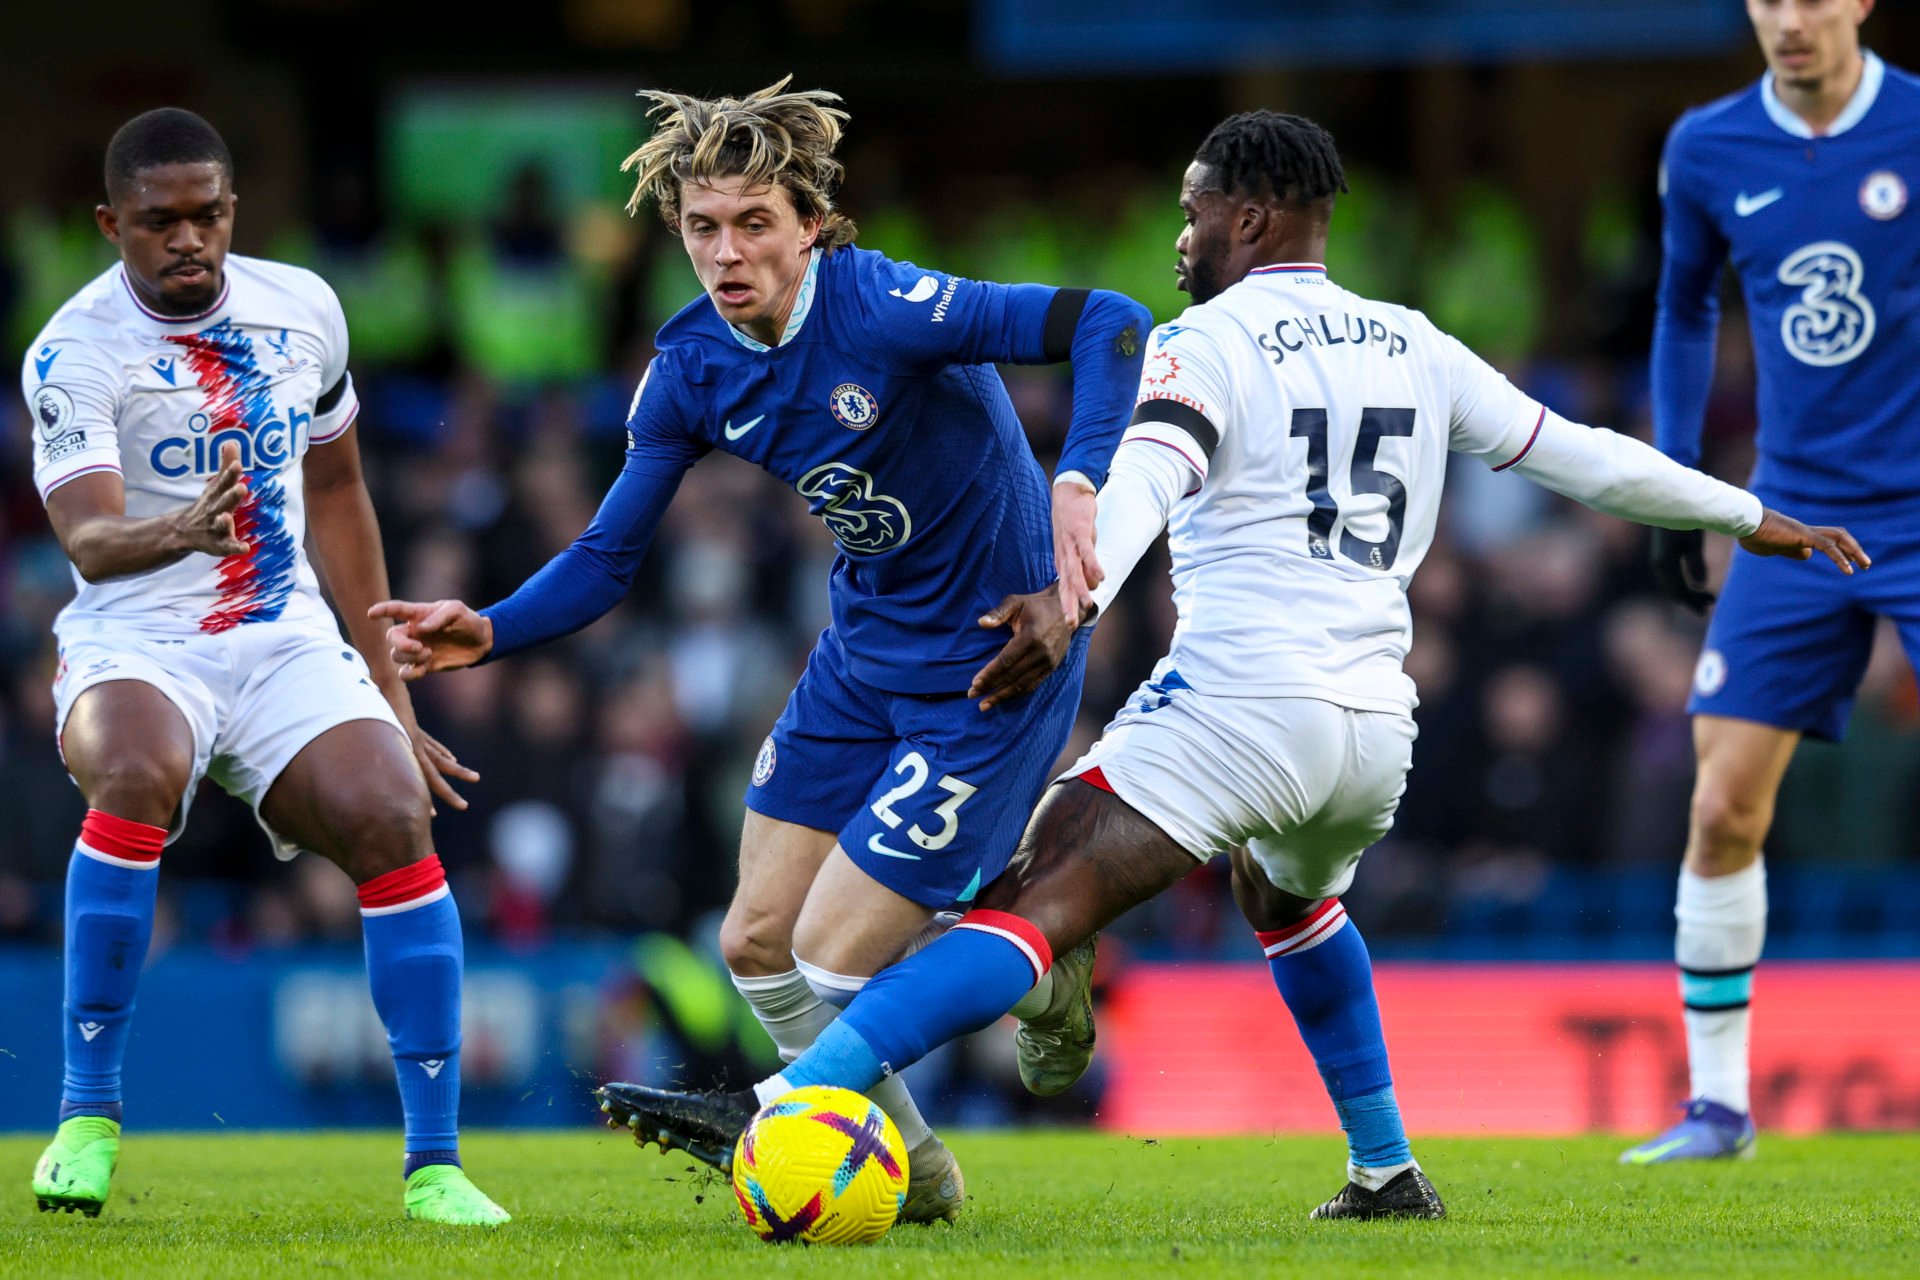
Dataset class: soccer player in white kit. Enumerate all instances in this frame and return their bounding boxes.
[601,110,1870,1221]
[21,109,505,1224]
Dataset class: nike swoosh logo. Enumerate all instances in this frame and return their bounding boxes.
[1734,188,1784,217]
[867,833,922,861]
[1623,1138,1690,1165]
[724,414,766,441]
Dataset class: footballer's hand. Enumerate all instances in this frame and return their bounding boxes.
[171,439,251,558]
[1051,479,1103,625]
[367,598,493,680]
[969,584,1087,712]
[411,725,480,813]
[1649,527,1716,614]
[382,684,479,813]
[1738,509,1871,574]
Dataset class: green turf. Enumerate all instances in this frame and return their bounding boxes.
[1,1130,1915,1279]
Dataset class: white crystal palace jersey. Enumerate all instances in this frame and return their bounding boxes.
[22,255,360,633]
[1128,265,1547,713]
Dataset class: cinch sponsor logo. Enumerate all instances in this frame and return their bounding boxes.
[150,407,309,478]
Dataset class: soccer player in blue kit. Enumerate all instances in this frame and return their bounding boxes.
[373,79,1150,1219]
[1625,0,1914,1164]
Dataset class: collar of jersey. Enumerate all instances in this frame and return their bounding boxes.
[119,265,232,325]
[723,247,822,353]
[1761,50,1883,139]
[1247,263,1328,278]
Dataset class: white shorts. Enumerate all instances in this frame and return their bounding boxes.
[1063,678,1418,900]
[52,616,406,860]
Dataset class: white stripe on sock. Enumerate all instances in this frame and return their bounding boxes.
[358,882,451,917]
[953,921,1044,981]
[1263,904,1347,957]
[76,841,160,872]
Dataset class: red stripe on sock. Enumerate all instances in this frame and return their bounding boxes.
[957,909,1055,976]
[80,810,165,862]
[1255,897,1342,951]
[356,854,447,910]
[1077,766,1115,794]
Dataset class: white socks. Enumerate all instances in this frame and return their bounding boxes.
[1674,860,1766,1115]
[731,968,836,1061]
[1349,1159,1416,1192]
[732,966,933,1148]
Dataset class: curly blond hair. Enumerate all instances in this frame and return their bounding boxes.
[621,75,856,250]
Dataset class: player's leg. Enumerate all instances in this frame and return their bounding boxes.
[1624,543,1871,1164]
[34,677,199,1216]
[236,631,504,1224]
[1233,704,1440,1221]
[757,776,1195,1103]
[1673,717,1793,1143]
[598,778,1182,1172]
[601,637,1151,1158]
[721,650,954,1218]
[776,629,1105,1094]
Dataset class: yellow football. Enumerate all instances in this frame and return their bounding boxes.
[730,1085,910,1244]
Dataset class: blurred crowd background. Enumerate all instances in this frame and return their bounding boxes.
[1,0,1918,1122]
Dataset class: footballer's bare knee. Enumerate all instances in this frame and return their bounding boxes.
[980,780,1193,953]
[720,900,798,976]
[726,813,834,974]
[1228,848,1318,932]
[261,721,431,881]
[63,682,194,829]
[1684,717,1798,877]
[1685,782,1772,877]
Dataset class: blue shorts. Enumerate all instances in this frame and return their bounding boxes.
[1690,499,1920,741]
[745,628,1092,908]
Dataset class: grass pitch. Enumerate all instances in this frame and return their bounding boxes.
[1,1130,1915,1279]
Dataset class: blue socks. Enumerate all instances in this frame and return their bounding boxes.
[1257,900,1412,1172]
[60,811,165,1123]
[772,910,1050,1098]
[358,855,463,1174]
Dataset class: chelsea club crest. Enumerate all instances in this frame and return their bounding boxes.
[1860,170,1907,221]
[829,382,878,430]
[752,736,777,786]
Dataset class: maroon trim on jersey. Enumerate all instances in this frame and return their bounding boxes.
[309,399,361,447]
[1128,434,1206,477]
[119,268,231,324]
[1491,406,1548,473]
[41,462,124,496]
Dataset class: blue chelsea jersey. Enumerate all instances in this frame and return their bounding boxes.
[1656,52,1920,506]
[628,247,1066,694]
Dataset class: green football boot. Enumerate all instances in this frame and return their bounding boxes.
[33,1115,120,1216]
[1015,933,1099,1097]
[898,1133,966,1225]
[404,1164,511,1226]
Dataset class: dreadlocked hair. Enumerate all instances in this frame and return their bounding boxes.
[1194,110,1347,208]
[621,75,856,250]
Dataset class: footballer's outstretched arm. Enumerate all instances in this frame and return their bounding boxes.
[371,460,687,676]
[1490,409,1868,572]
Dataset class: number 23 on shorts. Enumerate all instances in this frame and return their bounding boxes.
[867,751,978,858]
